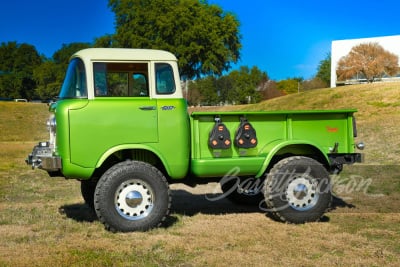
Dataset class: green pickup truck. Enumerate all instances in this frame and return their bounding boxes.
[26,48,364,232]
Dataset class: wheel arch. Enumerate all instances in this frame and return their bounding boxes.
[256,141,330,177]
[93,145,170,179]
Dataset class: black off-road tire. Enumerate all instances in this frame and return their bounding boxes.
[264,156,332,223]
[94,160,170,232]
[80,178,98,210]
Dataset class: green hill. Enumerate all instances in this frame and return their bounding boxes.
[2,81,400,164]
[215,82,400,165]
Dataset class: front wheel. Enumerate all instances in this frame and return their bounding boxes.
[264,156,332,223]
[94,160,170,232]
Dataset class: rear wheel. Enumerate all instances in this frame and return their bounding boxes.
[80,179,98,209]
[94,160,170,232]
[220,177,264,205]
[264,156,332,223]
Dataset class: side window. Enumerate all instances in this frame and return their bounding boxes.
[132,73,148,96]
[94,62,149,97]
[108,72,129,96]
[93,63,107,96]
[156,63,176,94]
[59,58,87,99]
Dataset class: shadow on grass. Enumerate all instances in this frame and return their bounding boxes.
[170,189,261,215]
[59,203,98,222]
[331,195,356,209]
[58,190,355,227]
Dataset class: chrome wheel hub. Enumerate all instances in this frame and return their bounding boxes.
[115,179,153,220]
[286,176,319,211]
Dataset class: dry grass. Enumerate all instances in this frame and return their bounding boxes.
[1,83,400,266]
[0,102,49,142]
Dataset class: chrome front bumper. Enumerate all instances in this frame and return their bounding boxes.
[26,142,61,171]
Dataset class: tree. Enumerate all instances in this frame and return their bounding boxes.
[31,42,92,99]
[33,61,63,99]
[188,76,219,106]
[185,80,201,106]
[227,66,266,104]
[53,43,92,65]
[216,75,235,104]
[0,41,42,99]
[316,52,331,87]
[277,77,303,94]
[301,77,327,90]
[259,80,285,100]
[105,0,241,79]
[336,42,399,83]
[94,34,114,48]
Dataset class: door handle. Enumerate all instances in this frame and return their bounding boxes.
[139,106,156,110]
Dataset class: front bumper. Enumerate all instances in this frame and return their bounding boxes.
[26,141,61,172]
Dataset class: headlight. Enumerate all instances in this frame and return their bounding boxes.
[47,114,56,150]
[47,115,56,133]
[352,116,358,137]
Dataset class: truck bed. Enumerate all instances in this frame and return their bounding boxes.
[189,109,357,178]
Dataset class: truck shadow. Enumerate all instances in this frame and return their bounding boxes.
[58,188,260,224]
[170,189,261,215]
[59,189,355,226]
[58,204,98,223]
[170,189,356,217]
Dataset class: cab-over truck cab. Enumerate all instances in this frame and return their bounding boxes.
[27,48,364,232]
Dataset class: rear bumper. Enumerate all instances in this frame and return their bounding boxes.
[328,153,363,173]
[328,153,364,165]
[26,142,61,172]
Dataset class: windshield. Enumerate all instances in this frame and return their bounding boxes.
[59,58,87,99]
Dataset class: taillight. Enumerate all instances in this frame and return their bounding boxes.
[352,116,357,137]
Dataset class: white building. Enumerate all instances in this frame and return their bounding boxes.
[331,35,400,87]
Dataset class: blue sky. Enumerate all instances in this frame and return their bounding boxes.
[1,0,399,80]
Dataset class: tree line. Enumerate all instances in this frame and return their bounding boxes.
[3,0,395,104]
[0,42,92,100]
[0,39,332,103]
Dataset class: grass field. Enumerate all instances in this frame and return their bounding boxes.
[1,83,400,266]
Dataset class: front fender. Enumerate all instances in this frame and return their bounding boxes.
[95,144,181,178]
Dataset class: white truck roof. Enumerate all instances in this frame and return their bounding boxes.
[72,48,178,62]
[71,48,182,99]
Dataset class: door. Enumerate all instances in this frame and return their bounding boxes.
[69,62,158,167]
